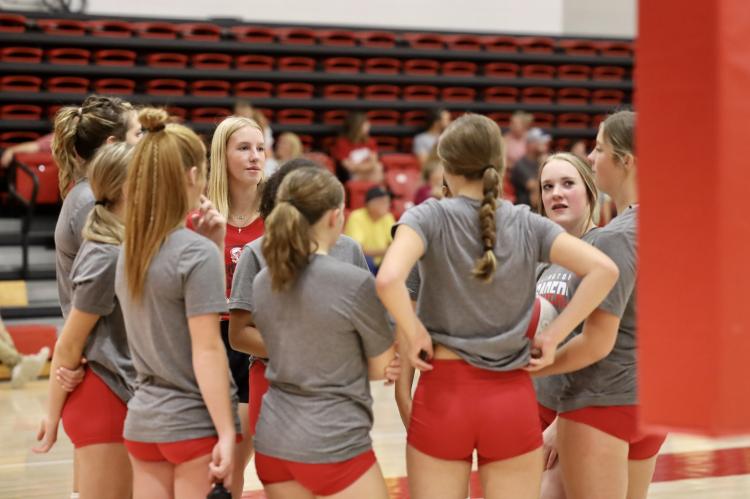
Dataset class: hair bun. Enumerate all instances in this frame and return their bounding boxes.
[138,107,169,133]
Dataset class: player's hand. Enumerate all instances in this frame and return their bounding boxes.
[56,358,86,392]
[192,195,227,248]
[523,333,558,372]
[209,433,234,488]
[383,353,401,385]
[32,417,59,454]
[407,321,433,372]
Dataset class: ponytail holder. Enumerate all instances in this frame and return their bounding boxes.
[95,199,107,206]
[483,243,494,252]
[483,164,495,172]
[148,123,166,133]
[76,107,83,119]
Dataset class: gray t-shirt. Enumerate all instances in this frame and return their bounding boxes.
[116,228,239,442]
[54,180,95,318]
[413,132,438,156]
[396,196,563,370]
[556,207,638,412]
[70,240,135,403]
[251,255,394,463]
[533,228,599,410]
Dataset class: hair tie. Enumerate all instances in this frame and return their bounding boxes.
[483,243,494,252]
[95,199,107,206]
[76,107,83,119]
[148,122,166,133]
[483,164,495,172]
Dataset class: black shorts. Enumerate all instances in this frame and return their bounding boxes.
[220,320,249,404]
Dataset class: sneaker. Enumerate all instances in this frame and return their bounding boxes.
[10,347,49,389]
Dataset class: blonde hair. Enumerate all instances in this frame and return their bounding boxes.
[437,113,504,282]
[52,95,134,197]
[208,116,264,218]
[82,142,133,245]
[277,132,303,160]
[124,108,207,301]
[601,110,636,165]
[262,167,344,292]
[538,152,599,233]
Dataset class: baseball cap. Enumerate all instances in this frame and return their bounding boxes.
[365,186,390,203]
[527,127,552,144]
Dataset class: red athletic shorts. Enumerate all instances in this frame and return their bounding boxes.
[408,359,542,465]
[255,449,376,496]
[124,437,217,465]
[539,403,666,460]
[61,368,127,449]
[248,361,270,435]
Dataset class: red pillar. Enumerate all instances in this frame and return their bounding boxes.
[638,0,750,435]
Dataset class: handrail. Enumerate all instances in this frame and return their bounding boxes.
[6,156,39,279]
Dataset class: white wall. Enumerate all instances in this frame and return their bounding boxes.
[562,0,637,37]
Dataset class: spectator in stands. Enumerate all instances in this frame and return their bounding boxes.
[234,100,275,158]
[503,111,534,167]
[570,139,588,159]
[414,153,445,205]
[413,108,451,165]
[345,186,395,274]
[266,132,303,176]
[0,313,50,388]
[511,127,551,209]
[0,133,53,168]
[331,112,383,183]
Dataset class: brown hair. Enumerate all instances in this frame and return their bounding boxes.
[82,142,133,245]
[342,111,369,144]
[537,152,599,233]
[52,95,134,197]
[262,167,344,291]
[601,110,636,165]
[124,108,207,301]
[437,113,504,282]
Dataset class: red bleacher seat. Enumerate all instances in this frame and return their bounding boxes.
[88,20,133,38]
[276,109,315,124]
[323,57,362,73]
[559,40,598,55]
[0,105,42,120]
[403,85,439,101]
[230,26,275,43]
[190,107,232,123]
[134,22,178,39]
[364,85,401,100]
[558,65,592,80]
[402,110,428,126]
[322,110,348,125]
[446,35,482,51]
[47,77,89,93]
[94,78,136,95]
[441,87,476,102]
[190,80,230,96]
[319,30,357,46]
[482,36,518,52]
[12,152,60,205]
[146,79,187,95]
[391,198,414,219]
[557,88,591,104]
[166,106,188,121]
[323,84,360,100]
[532,113,555,127]
[298,134,314,150]
[235,55,274,71]
[0,14,27,33]
[593,66,626,80]
[0,76,42,92]
[373,136,400,152]
[401,137,413,153]
[380,153,421,171]
[47,106,62,119]
[555,138,572,152]
[366,110,400,125]
[1,47,42,63]
[557,113,591,128]
[278,57,315,71]
[47,48,90,65]
[95,49,136,66]
[346,180,379,210]
[485,62,519,78]
[277,28,317,45]
[522,87,555,103]
[364,58,401,74]
[592,89,625,105]
[522,64,555,79]
[386,168,421,201]
[146,53,188,68]
[442,61,477,76]
[4,324,56,357]
[0,132,40,147]
[597,41,633,57]
[355,31,396,48]
[488,112,513,127]
[404,33,445,49]
[234,81,273,98]
[518,37,556,53]
[192,53,232,69]
[483,86,519,103]
[179,23,222,41]
[303,151,336,173]
[592,114,607,127]
[37,19,87,36]
[404,59,439,75]
[276,82,314,99]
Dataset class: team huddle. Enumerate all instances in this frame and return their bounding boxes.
[31,93,665,499]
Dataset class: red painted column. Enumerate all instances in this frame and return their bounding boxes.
[638,0,750,435]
